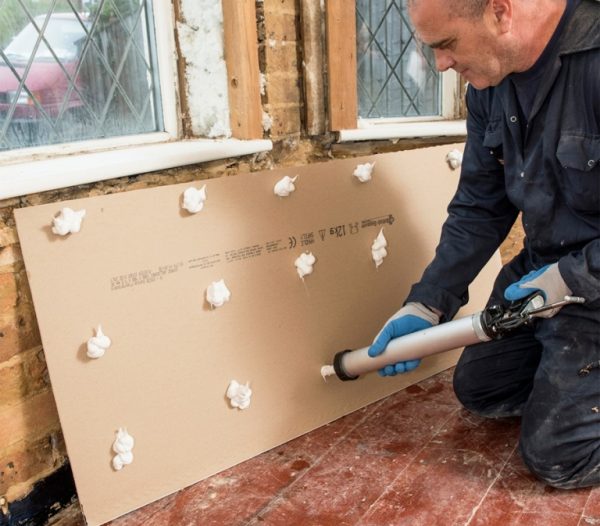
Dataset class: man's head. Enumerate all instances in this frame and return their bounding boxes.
[409,0,515,89]
[408,0,564,89]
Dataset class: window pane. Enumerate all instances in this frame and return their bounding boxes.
[356,0,440,119]
[0,0,163,151]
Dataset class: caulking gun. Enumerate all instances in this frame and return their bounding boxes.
[322,293,586,381]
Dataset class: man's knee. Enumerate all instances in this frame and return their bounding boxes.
[519,435,600,489]
[452,344,530,418]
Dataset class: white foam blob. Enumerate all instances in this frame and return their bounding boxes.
[274,175,298,197]
[112,428,134,471]
[206,279,231,308]
[353,162,375,183]
[52,207,86,236]
[86,325,111,359]
[371,228,388,268]
[446,149,463,170]
[182,185,207,213]
[295,252,316,279]
[226,380,252,410]
[321,365,335,380]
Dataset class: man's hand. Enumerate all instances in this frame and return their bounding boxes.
[368,303,440,376]
[504,263,572,318]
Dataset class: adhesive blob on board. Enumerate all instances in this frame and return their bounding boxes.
[206,279,231,308]
[182,185,207,213]
[226,380,252,410]
[295,252,316,279]
[353,162,375,183]
[274,175,298,197]
[52,207,86,235]
[112,428,134,471]
[446,149,463,170]
[86,325,111,359]
[371,228,388,268]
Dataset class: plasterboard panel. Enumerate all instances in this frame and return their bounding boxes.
[14,144,501,525]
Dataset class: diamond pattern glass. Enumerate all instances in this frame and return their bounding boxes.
[356,0,440,119]
[0,0,162,151]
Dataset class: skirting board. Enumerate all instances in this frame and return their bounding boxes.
[14,144,502,525]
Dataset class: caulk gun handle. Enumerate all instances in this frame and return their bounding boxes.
[332,312,491,381]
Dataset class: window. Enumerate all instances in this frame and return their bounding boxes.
[0,0,270,200]
[0,0,163,151]
[327,0,465,141]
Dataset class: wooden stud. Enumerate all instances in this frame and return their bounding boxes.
[300,0,326,135]
[222,0,263,139]
[325,0,358,131]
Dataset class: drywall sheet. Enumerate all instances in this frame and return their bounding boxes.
[15,144,501,525]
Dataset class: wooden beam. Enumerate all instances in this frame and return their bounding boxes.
[300,0,326,135]
[325,0,358,131]
[222,0,263,139]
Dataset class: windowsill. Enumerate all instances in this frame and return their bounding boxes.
[337,120,467,142]
[0,138,273,200]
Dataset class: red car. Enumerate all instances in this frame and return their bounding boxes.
[0,13,88,128]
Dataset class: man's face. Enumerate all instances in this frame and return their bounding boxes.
[409,0,508,89]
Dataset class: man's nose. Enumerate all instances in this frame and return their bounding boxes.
[434,50,455,72]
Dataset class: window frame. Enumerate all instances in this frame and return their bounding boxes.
[0,0,271,200]
[326,0,466,142]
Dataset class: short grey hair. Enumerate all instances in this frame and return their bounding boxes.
[408,0,490,18]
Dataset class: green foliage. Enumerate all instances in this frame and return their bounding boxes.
[88,0,139,25]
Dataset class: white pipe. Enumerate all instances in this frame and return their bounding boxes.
[337,120,467,142]
[0,138,272,200]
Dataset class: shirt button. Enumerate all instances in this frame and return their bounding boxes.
[588,159,596,167]
[510,115,518,123]
[520,171,525,178]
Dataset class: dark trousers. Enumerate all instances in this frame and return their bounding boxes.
[453,251,600,489]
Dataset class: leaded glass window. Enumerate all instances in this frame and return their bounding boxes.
[0,0,162,151]
[356,0,440,119]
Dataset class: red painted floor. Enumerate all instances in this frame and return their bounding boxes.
[53,368,600,526]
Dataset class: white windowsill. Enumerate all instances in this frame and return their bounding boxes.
[0,138,273,200]
[338,120,467,142]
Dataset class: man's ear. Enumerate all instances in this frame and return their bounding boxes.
[491,0,513,33]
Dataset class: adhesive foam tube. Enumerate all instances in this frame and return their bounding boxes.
[327,313,490,381]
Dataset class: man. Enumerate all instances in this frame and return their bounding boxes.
[368,0,599,489]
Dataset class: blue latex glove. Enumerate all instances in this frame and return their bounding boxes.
[504,263,572,318]
[368,302,440,376]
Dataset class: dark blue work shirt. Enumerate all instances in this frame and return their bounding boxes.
[510,0,578,123]
[407,0,600,319]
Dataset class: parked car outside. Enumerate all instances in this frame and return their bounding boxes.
[0,13,89,146]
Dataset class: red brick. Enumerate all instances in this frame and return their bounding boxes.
[0,390,60,447]
[264,12,299,42]
[0,272,17,314]
[0,302,42,361]
[0,431,64,495]
[263,0,297,15]
[265,104,303,137]
[265,74,303,105]
[263,41,299,73]
[0,226,17,249]
[0,358,26,406]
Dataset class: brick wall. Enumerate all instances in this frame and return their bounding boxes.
[0,0,523,521]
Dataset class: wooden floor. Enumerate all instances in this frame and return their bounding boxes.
[50,367,600,526]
